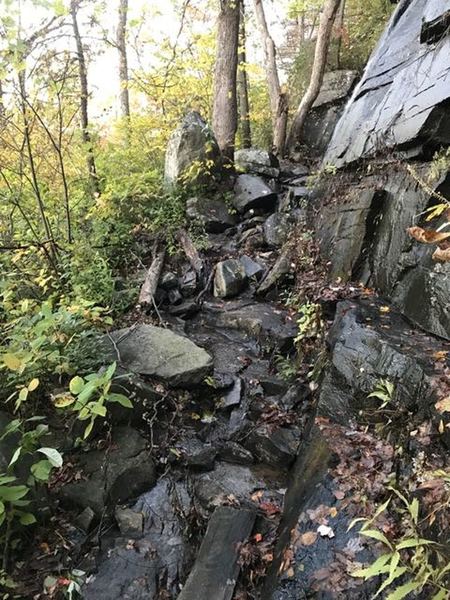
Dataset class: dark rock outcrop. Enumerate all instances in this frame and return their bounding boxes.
[324,0,450,167]
[187,196,237,233]
[233,174,278,213]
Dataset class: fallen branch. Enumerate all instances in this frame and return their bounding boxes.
[176,228,203,275]
[138,244,166,307]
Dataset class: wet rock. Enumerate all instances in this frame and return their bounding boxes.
[178,506,256,600]
[180,269,198,297]
[233,174,278,213]
[319,300,450,423]
[160,271,178,291]
[204,300,297,351]
[194,462,266,510]
[214,259,247,298]
[299,70,358,156]
[115,507,144,538]
[216,377,242,409]
[164,112,221,185]
[83,478,192,600]
[75,507,95,533]
[257,249,292,295]
[324,1,450,166]
[169,300,200,319]
[103,323,213,387]
[239,255,265,280]
[57,426,156,515]
[219,442,254,466]
[263,213,292,247]
[246,425,301,468]
[235,148,280,178]
[186,197,237,233]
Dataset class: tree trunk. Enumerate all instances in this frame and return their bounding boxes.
[70,0,100,195]
[237,0,251,148]
[286,0,341,154]
[117,0,130,119]
[253,0,287,156]
[212,0,240,161]
[336,0,346,69]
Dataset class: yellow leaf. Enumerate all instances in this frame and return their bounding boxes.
[52,393,76,408]
[3,353,22,371]
[28,378,40,392]
[379,306,390,313]
[435,396,450,413]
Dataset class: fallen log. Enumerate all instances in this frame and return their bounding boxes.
[177,228,204,275]
[177,506,255,600]
[138,244,166,307]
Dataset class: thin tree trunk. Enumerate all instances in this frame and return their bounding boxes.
[70,0,99,195]
[336,0,346,69]
[117,0,130,120]
[212,0,240,161]
[286,0,341,154]
[253,0,287,156]
[138,245,166,307]
[237,0,251,148]
[18,72,58,268]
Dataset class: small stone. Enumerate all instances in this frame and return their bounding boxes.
[239,255,265,280]
[214,259,247,298]
[160,272,179,291]
[263,213,291,247]
[115,507,144,538]
[75,507,96,532]
[217,377,242,409]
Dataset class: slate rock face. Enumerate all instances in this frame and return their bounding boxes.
[299,69,357,156]
[233,174,278,213]
[316,165,450,339]
[318,300,450,423]
[324,0,450,167]
[103,324,213,386]
[164,111,221,185]
[214,259,247,298]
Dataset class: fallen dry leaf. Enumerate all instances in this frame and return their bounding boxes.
[407,226,450,245]
[435,396,450,413]
[300,531,318,546]
[432,247,450,262]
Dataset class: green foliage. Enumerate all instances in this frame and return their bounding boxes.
[350,488,450,599]
[295,301,322,346]
[0,417,62,557]
[61,362,132,439]
[368,379,395,409]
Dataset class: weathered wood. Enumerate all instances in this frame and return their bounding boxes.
[138,245,166,307]
[178,506,255,600]
[177,228,204,275]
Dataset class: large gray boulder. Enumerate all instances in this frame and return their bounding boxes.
[233,174,277,213]
[164,112,221,185]
[324,0,450,166]
[299,70,357,156]
[103,324,213,386]
[235,148,279,178]
[263,212,292,247]
[186,196,237,233]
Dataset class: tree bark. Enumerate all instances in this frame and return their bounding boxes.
[138,245,166,307]
[116,0,130,119]
[212,0,240,161]
[286,0,341,154]
[335,0,346,69]
[70,0,100,195]
[252,0,287,156]
[237,0,251,148]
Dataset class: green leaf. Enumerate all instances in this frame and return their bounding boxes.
[108,393,132,408]
[0,475,17,485]
[69,376,85,395]
[389,551,400,580]
[8,447,21,469]
[31,460,53,481]
[105,362,117,380]
[410,497,419,525]
[38,448,63,468]
[0,485,29,502]
[373,567,409,598]
[77,380,98,404]
[396,538,435,550]
[430,589,448,600]
[53,393,76,408]
[0,500,5,514]
[83,419,94,439]
[89,403,106,417]
[18,387,29,403]
[360,529,393,549]
[386,580,422,600]
[28,378,40,392]
[352,553,391,579]
[19,512,36,525]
